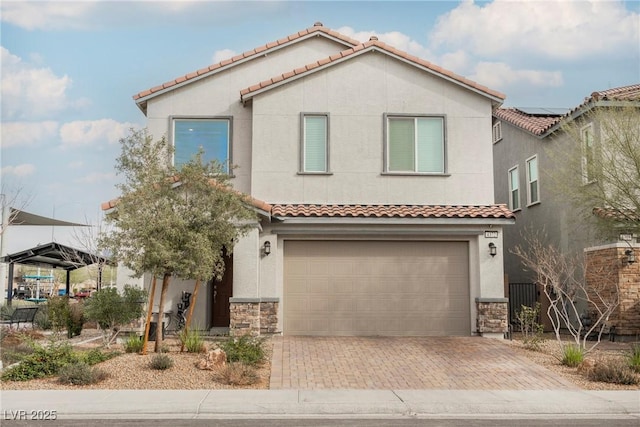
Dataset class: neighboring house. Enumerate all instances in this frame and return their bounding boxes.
[493,84,640,337]
[106,22,515,338]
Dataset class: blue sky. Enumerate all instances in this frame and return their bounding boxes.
[1,0,639,254]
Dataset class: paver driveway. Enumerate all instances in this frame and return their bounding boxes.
[270,336,577,390]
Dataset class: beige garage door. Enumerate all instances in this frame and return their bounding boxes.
[284,240,470,336]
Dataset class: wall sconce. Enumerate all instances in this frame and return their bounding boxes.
[624,249,635,265]
[262,241,271,256]
[488,242,497,257]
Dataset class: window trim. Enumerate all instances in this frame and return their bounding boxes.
[299,113,330,174]
[383,113,447,175]
[525,154,540,206]
[508,165,521,212]
[580,123,596,184]
[170,116,233,173]
[493,121,502,144]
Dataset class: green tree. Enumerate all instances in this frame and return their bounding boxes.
[99,129,256,351]
[548,102,640,237]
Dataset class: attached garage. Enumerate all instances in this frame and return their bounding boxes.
[283,240,470,336]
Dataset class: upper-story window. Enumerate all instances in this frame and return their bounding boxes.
[385,115,445,174]
[526,155,539,205]
[172,117,231,172]
[301,114,329,173]
[581,123,596,183]
[508,165,520,211]
[493,121,502,143]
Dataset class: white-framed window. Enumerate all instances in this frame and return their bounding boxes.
[508,165,520,211]
[172,117,231,172]
[493,121,502,143]
[581,123,596,183]
[526,155,540,205]
[301,114,329,173]
[385,114,445,174]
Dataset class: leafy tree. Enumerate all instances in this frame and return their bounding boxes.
[548,102,640,237]
[99,129,256,351]
[83,285,147,348]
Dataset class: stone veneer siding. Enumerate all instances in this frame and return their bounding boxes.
[476,298,509,335]
[585,246,640,337]
[229,298,279,336]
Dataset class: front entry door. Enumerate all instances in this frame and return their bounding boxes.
[212,254,233,327]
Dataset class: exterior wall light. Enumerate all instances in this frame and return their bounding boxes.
[624,249,635,265]
[263,241,271,256]
[488,242,497,257]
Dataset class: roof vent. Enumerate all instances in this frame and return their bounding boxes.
[314,22,323,27]
[369,36,378,41]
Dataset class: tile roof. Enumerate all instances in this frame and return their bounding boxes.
[495,83,640,136]
[592,207,640,223]
[270,204,515,219]
[132,22,359,106]
[240,37,505,103]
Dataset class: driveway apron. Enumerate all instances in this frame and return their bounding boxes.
[269,336,577,390]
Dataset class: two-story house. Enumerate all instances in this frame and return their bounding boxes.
[493,84,640,338]
[109,23,515,338]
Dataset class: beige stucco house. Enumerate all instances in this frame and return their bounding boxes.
[113,23,514,338]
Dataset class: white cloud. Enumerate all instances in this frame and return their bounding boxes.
[430,0,639,60]
[1,47,76,120]
[76,171,116,184]
[59,119,138,148]
[212,49,237,64]
[0,1,98,30]
[470,62,563,90]
[336,26,432,59]
[1,121,59,148]
[1,164,36,177]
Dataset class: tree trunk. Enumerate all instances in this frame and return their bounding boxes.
[141,276,157,355]
[180,277,201,352]
[154,272,172,353]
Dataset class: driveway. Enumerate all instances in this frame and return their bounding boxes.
[270,336,577,390]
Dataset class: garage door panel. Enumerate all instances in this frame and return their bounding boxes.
[284,241,470,336]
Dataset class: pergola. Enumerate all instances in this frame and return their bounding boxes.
[2,242,112,305]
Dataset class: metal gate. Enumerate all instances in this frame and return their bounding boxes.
[508,283,537,328]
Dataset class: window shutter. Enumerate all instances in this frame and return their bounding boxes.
[416,118,444,173]
[388,118,414,171]
[304,116,327,172]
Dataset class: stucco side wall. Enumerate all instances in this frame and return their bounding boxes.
[250,53,496,205]
[233,227,260,298]
[140,37,350,195]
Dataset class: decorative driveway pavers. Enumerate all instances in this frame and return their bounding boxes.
[269,336,578,390]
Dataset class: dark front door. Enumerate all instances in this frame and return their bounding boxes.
[212,254,233,327]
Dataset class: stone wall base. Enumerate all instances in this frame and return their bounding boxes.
[229,298,279,336]
[476,298,508,337]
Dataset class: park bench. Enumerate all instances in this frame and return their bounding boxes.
[0,306,39,329]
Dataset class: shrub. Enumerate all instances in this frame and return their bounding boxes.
[66,302,85,338]
[220,335,265,366]
[214,362,259,386]
[149,353,173,370]
[124,334,144,353]
[33,304,52,330]
[47,296,71,333]
[57,362,108,385]
[628,344,640,373]
[79,348,119,365]
[561,344,585,367]
[1,342,34,366]
[516,303,545,351]
[587,359,639,385]
[1,341,77,381]
[179,327,206,353]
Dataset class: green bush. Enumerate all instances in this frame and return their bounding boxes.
[67,302,85,338]
[179,327,206,353]
[124,334,144,353]
[33,304,52,330]
[587,359,639,385]
[1,341,77,381]
[516,303,545,351]
[628,344,640,373]
[1,342,34,366]
[79,348,119,365]
[220,335,265,366]
[149,353,173,370]
[57,362,108,385]
[214,362,259,386]
[561,344,585,367]
[46,297,84,338]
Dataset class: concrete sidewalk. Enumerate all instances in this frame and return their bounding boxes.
[1,389,638,420]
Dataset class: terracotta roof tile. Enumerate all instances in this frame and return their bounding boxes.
[493,108,563,136]
[270,204,515,219]
[240,39,505,102]
[592,207,640,223]
[132,23,360,105]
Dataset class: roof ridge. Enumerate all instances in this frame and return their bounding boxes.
[240,38,505,102]
[133,22,359,102]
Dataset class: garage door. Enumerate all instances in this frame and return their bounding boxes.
[284,240,470,336]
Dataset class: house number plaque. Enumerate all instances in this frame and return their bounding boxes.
[484,231,499,238]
